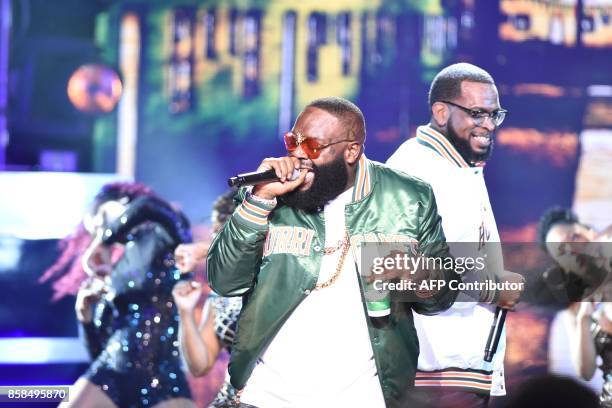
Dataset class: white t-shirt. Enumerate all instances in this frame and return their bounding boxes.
[240,188,386,408]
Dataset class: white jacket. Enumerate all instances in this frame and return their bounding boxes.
[386,124,507,396]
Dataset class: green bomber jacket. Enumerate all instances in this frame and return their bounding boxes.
[207,155,460,407]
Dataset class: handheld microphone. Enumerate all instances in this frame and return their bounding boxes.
[484,307,507,362]
[228,168,300,188]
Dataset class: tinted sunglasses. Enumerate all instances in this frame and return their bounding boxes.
[284,131,354,159]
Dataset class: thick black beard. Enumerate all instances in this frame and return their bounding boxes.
[279,154,349,213]
[446,118,494,164]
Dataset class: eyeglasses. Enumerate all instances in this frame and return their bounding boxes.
[441,100,508,127]
[284,131,354,159]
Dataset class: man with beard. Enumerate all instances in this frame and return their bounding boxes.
[387,63,524,407]
[207,97,460,407]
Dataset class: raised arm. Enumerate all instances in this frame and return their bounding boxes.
[208,156,308,296]
[172,280,221,376]
[573,302,598,380]
[206,190,273,296]
[77,283,114,361]
[102,196,191,247]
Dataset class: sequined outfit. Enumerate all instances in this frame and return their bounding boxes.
[594,320,612,407]
[81,196,193,407]
[205,293,242,408]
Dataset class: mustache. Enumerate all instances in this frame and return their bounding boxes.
[293,157,315,172]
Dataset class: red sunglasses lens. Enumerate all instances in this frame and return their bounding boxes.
[284,133,297,151]
[303,139,321,159]
[283,132,321,159]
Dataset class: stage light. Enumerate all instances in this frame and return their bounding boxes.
[66,63,123,114]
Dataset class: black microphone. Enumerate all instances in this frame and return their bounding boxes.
[484,307,507,362]
[228,168,300,188]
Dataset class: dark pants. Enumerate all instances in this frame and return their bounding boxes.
[404,388,490,408]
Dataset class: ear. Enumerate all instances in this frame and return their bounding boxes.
[345,142,362,165]
[431,102,450,128]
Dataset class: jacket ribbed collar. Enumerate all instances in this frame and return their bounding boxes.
[416,125,470,168]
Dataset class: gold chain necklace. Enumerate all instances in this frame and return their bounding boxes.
[323,238,345,255]
[315,229,351,290]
